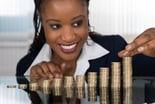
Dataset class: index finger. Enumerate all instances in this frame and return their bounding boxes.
[126,32,154,51]
[47,62,63,78]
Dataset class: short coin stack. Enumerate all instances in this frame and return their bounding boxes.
[76,75,85,99]
[29,82,39,91]
[42,79,51,94]
[52,78,62,96]
[99,67,109,104]
[18,84,27,89]
[64,76,74,98]
[111,62,121,104]
[87,72,97,102]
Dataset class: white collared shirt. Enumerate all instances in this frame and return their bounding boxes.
[24,36,109,76]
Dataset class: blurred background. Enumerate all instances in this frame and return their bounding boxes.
[0,0,155,75]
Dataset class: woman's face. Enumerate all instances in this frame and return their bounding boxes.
[40,0,89,62]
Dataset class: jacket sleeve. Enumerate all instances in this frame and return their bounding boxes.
[87,34,127,73]
[16,48,41,76]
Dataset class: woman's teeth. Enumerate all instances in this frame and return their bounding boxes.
[61,43,77,50]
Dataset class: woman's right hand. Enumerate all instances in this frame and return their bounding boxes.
[30,61,66,82]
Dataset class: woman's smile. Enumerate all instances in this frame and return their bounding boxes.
[59,42,78,54]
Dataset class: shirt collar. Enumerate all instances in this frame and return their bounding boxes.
[74,36,109,76]
[25,36,109,76]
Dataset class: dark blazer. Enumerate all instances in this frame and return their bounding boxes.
[16,33,155,76]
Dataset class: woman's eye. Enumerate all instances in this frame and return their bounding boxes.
[72,20,83,27]
[50,24,61,30]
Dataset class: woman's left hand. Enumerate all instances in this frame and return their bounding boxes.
[118,28,155,57]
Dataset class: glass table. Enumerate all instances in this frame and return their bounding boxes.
[0,76,155,104]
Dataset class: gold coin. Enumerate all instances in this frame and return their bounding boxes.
[30,82,39,91]
[18,84,28,89]
[7,85,16,88]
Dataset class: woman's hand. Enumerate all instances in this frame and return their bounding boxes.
[118,28,155,57]
[30,61,66,82]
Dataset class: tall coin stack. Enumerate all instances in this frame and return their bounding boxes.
[123,57,132,88]
[99,67,109,104]
[87,72,97,102]
[111,62,121,104]
[111,62,121,88]
[76,75,85,99]
[52,78,62,96]
[64,76,74,98]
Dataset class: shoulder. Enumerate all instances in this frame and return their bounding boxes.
[16,45,42,76]
[86,32,127,73]
[89,32,127,51]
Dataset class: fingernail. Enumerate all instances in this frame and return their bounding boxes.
[54,72,62,78]
[138,47,144,52]
[48,74,53,79]
[118,51,124,57]
[123,51,128,56]
[126,45,132,50]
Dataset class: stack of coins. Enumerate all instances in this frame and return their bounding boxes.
[76,75,85,99]
[123,87,132,104]
[52,78,62,96]
[18,84,28,89]
[7,85,16,88]
[123,57,133,88]
[29,82,39,91]
[111,62,121,104]
[99,67,109,88]
[64,76,74,98]
[87,72,97,102]
[88,72,97,87]
[99,67,109,104]
[111,62,121,88]
[42,79,51,94]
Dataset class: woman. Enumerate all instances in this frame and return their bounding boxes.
[16,0,155,79]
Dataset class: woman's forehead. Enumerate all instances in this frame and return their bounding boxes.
[40,0,86,9]
[40,0,87,13]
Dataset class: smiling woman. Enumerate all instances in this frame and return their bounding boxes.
[0,0,155,77]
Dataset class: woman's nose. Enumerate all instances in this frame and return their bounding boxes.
[61,26,76,42]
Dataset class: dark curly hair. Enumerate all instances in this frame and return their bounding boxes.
[29,0,90,52]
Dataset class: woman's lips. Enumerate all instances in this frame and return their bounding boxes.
[59,43,78,53]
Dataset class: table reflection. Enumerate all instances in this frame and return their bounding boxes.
[1,76,155,104]
[15,76,150,104]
